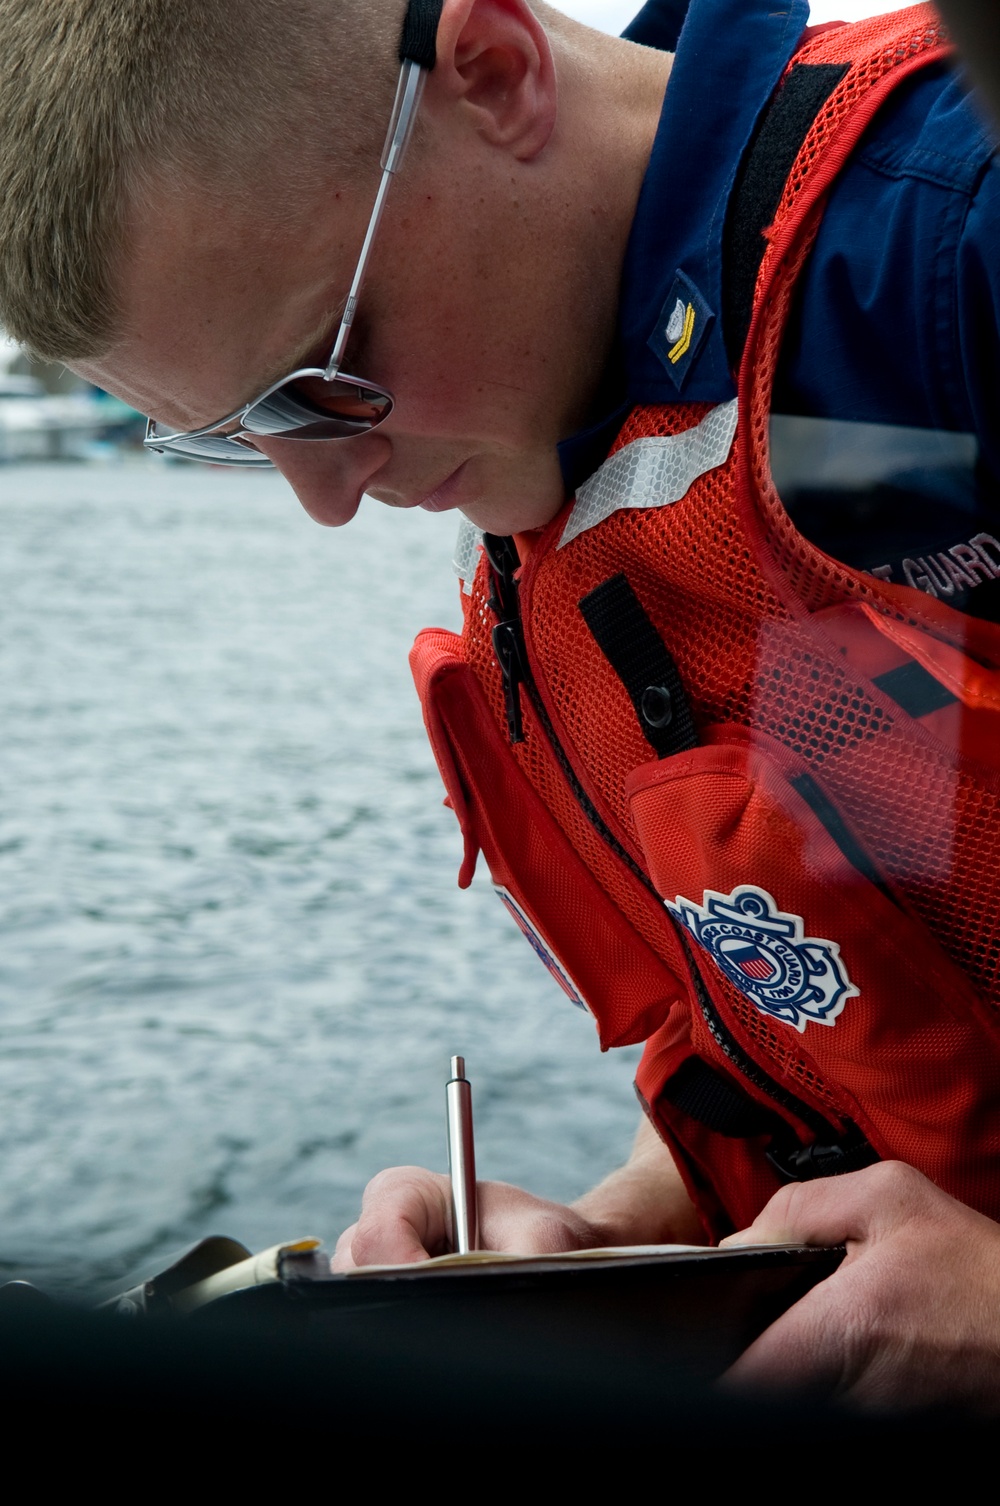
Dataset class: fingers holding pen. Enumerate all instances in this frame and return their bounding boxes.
[332,1063,601,1273]
[331,1167,604,1271]
[331,1166,454,1271]
[476,1180,599,1255]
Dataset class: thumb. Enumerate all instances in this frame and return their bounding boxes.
[718,1168,886,1251]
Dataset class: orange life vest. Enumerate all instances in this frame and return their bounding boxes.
[411,7,1000,1239]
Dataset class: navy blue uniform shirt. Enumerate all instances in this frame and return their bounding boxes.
[559,0,1000,619]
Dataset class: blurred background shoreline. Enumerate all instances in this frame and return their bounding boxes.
[0,334,145,465]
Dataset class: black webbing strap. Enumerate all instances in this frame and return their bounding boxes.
[722,62,850,370]
[873,660,959,718]
[578,574,697,758]
[400,0,443,67]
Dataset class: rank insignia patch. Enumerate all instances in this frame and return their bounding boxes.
[648,270,715,391]
[666,884,858,1033]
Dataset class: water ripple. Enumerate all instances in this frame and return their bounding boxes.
[0,461,641,1299]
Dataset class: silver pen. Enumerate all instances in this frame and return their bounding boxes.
[446,1055,479,1254]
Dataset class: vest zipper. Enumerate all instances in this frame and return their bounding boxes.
[485,534,528,744]
[483,533,877,1181]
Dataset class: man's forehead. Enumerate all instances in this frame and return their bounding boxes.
[85,182,360,424]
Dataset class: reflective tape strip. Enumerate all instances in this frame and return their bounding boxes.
[559,398,738,549]
[453,517,484,594]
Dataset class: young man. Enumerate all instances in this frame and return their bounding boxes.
[2,0,1000,1409]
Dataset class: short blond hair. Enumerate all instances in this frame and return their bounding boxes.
[0,0,408,361]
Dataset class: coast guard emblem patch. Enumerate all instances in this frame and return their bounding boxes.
[666,885,858,1033]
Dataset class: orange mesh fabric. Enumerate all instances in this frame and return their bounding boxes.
[526,406,784,838]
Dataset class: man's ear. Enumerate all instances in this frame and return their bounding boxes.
[427,0,558,161]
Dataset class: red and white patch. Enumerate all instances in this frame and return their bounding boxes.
[494,887,591,1014]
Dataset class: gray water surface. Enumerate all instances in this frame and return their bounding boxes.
[0,461,640,1299]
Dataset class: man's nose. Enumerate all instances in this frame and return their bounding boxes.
[252,432,393,525]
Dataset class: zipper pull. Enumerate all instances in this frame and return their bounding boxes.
[492,619,527,744]
[483,533,527,745]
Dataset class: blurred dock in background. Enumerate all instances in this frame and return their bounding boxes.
[0,333,145,462]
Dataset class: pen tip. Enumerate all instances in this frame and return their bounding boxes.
[450,1054,465,1079]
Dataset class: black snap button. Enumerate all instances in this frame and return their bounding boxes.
[641,684,673,729]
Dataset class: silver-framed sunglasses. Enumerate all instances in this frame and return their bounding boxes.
[144,0,443,467]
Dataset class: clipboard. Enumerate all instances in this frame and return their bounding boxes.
[194,1241,845,1383]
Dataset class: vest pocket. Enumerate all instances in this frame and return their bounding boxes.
[625,726,976,1030]
[411,628,687,1049]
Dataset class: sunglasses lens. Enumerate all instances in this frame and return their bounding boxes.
[243,374,392,439]
[144,372,393,465]
[146,430,273,466]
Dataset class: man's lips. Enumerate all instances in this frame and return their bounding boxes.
[417,462,469,514]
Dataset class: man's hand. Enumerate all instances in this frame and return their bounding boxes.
[332,1116,704,1270]
[331,1167,601,1271]
[720,1161,1000,1413]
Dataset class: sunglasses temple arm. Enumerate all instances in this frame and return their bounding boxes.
[383,57,427,173]
[325,60,427,380]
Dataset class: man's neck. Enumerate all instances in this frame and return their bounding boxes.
[540,18,673,438]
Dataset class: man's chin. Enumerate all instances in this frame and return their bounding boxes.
[457,488,567,537]
[406,446,567,534]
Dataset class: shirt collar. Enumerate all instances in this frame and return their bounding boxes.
[558,0,809,493]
